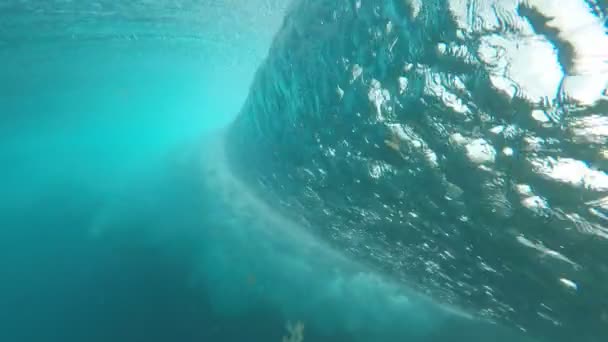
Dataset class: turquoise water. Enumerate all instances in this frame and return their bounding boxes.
[2,1,608,342]
[0,2,283,340]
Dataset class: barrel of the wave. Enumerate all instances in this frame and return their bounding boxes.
[225,1,608,341]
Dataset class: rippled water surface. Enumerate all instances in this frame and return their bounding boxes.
[227,0,608,340]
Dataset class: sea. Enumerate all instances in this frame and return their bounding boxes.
[1,1,607,342]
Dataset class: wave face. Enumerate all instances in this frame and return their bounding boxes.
[227,1,608,341]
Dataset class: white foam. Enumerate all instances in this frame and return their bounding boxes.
[465,138,496,164]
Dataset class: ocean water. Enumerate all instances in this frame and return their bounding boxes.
[1,1,608,342]
[1,1,289,340]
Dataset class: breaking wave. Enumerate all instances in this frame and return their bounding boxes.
[225,1,608,341]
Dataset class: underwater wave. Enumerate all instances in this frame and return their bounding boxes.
[225,0,608,341]
[3,0,608,341]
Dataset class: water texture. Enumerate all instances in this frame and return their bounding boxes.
[227,0,608,341]
[1,0,608,342]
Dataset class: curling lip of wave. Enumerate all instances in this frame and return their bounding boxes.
[226,0,608,341]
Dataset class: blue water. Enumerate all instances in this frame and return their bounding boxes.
[2,1,608,341]
[0,4,277,339]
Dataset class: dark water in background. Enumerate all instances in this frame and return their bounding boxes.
[1,1,608,342]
